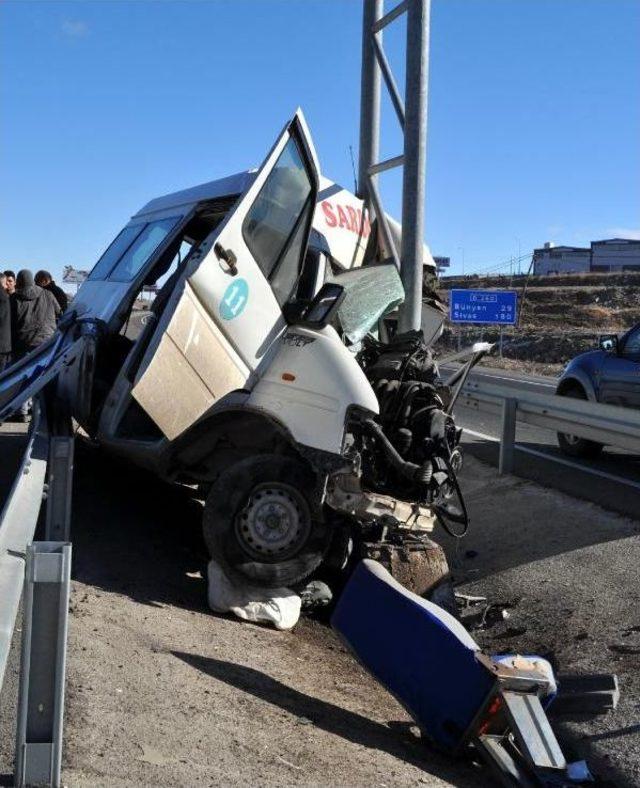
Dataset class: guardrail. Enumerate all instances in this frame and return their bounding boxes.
[459,378,640,474]
[0,403,50,690]
[0,401,74,787]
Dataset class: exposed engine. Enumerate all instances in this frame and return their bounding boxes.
[350,330,469,537]
[321,330,475,604]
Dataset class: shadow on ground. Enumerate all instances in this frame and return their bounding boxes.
[71,440,209,612]
[172,651,487,786]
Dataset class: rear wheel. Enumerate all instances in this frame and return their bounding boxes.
[203,454,331,588]
[557,386,603,458]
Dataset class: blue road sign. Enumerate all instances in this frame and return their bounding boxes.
[449,289,518,325]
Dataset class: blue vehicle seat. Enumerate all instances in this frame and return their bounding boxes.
[331,559,495,750]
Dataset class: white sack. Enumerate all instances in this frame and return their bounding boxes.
[207,558,301,630]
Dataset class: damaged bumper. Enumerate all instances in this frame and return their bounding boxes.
[325,471,436,532]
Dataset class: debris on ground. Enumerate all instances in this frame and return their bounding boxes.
[299,580,333,612]
[207,559,301,630]
[332,559,607,786]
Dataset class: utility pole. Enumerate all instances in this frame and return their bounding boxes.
[358,0,432,333]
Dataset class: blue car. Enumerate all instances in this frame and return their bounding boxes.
[556,324,640,457]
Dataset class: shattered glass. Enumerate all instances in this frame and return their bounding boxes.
[328,263,405,343]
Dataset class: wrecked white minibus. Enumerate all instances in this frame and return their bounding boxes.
[1,111,480,600]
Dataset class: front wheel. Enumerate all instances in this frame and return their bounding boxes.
[202,454,331,588]
[556,386,603,458]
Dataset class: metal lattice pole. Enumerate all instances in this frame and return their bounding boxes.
[358,0,431,333]
[357,0,382,201]
[399,0,430,331]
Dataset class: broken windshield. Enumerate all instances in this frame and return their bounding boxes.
[328,263,405,343]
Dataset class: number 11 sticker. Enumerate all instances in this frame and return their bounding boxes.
[220,278,249,320]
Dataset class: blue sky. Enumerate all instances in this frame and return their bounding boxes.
[1,0,638,282]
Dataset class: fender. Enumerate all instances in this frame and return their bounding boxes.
[556,368,598,401]
[165,398,346,482]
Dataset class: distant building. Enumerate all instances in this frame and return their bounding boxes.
[532,238,640,275]
[590,238,640,272]
[532,243,591,275]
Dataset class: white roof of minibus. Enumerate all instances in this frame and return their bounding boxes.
[133,170,256,219]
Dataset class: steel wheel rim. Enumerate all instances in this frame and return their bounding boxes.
[235,482,312,562]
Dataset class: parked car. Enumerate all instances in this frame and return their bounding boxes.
[556,324,640,456]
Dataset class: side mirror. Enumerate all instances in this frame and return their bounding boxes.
[286,283,345,329]
[599,334,618,354]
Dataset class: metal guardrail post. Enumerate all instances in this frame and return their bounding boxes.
[44,436,75,542]
[499,398,517,475]
[15,541,72,788]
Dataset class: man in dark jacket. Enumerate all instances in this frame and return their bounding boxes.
[10,270,60,421]
[0,273,11,372]
[12,269,60,356]
[35,270,68,312]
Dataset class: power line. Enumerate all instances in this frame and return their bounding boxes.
[461,251,532,277]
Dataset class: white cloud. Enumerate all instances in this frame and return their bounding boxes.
[61,19,89,38]
[606,227,640,240]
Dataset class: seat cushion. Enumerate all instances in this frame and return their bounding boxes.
[331,559,494,750]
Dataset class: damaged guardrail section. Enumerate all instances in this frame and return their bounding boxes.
[459,379,640,473]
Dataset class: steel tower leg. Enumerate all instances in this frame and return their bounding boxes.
[399,0,430,332]
[358,0,382,201]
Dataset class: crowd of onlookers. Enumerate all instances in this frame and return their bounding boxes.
[0,268,68,421]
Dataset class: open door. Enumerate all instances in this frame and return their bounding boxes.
[131,110,320,440]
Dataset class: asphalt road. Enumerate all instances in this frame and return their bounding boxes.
[443,363,640,519]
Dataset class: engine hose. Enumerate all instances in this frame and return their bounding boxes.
[362,419,422,482]
[432,453,469,539]
[392,382,421,427]
[416,461,433,484]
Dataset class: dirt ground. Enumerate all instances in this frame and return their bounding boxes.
[62,443,490,788]
[2,427,639,786]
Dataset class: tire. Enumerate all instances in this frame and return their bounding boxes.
[202,454,331,588]
[556,386,603,458]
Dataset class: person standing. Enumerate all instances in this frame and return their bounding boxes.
[34,270,68,313]
[3,270,16,295]
[0,273,11,372]
[11,269,60,421]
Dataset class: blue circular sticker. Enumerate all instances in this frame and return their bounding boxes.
[220,278,249,320]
